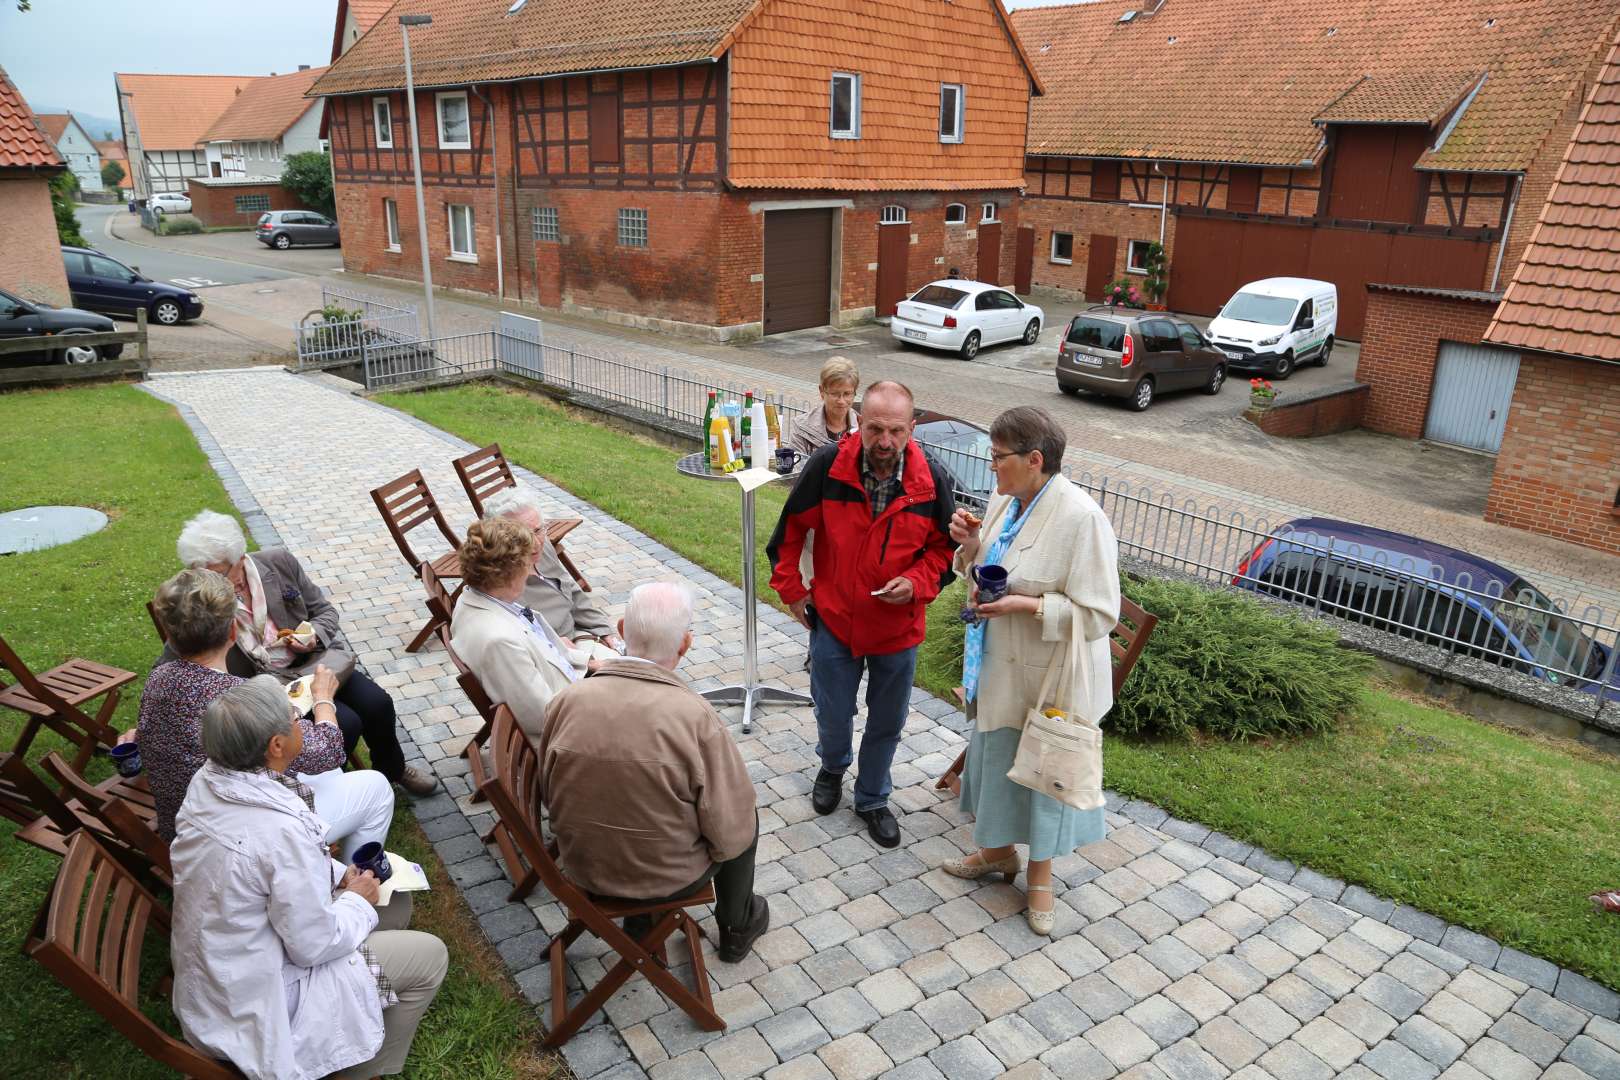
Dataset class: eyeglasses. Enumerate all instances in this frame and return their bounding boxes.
[990,447,1035,462]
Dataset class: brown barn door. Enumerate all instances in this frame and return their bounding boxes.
[978,222,1002,283]
[1085,233,1118,302]
[763,209,834,334]
[1014,226,1034,293]
[876,222,910,318]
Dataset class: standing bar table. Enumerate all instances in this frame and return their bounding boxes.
[676,451,812,733]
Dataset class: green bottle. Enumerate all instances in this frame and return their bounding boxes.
[702,390,716,465]
[742,390,754,461]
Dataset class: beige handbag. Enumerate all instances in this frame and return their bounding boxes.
[1007,602,1104,811]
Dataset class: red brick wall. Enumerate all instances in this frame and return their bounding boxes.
[1250,385,1369,438]
[1486,354,1620,556]
[1355,289,1498,438]
[335,179,503,298]
[0,177,70,306]
[185,181,310,228]
[1020,197,1168,298]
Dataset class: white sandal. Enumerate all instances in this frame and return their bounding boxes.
[1025,883,1055,935]
[942,851,1021,882]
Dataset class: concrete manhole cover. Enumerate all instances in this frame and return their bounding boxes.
[0,506,109,555]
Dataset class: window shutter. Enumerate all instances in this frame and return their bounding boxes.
[1091,161,1120,200]
[589,92,621,164]
[1227,166,1261,212]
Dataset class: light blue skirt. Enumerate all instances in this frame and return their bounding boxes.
[958,722,1106,861]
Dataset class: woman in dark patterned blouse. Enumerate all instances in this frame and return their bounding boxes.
[137,568,396,860]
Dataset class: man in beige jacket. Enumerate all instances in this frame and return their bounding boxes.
[539,582,769,962]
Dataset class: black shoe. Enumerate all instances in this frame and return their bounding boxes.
[718,895,770,963]
[856,806,900,848]
[811,769,843,816]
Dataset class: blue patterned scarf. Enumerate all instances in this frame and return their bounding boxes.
[963,479,1051,703]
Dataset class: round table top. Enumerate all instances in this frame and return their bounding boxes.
[676,450,802,483]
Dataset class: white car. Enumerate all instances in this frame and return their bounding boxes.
[149,191,192,215]
[891,279,1043,360]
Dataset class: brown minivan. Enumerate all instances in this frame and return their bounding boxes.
[1055,307,1228,411]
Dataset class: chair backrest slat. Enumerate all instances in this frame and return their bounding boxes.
[453,443,516,517]
[0,633,68,712]
[1110,596,1159,696]
[422,562,454,625]
[486,706,564,896]
[145,601,168,645]
[77,863,115,969]
[371,469,461,573]
[40,753,172,880]
[99,877,137,989]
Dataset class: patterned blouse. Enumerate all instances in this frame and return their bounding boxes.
[138,660,346,841]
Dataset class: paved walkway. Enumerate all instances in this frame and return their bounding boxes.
[141,368,1620,1080]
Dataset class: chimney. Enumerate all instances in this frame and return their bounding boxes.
[298,64,311,71]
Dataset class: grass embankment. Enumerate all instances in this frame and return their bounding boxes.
[381,382,1620,988]
[0,385,553,1078]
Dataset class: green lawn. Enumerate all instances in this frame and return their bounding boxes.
[0,385,553,1079]
[382,381,1620,989]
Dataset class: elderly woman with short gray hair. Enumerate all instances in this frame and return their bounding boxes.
[138,569,394,860]
[174,509,436,797]
[170,677,448,1080]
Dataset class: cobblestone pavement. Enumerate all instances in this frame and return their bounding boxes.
[140,368,1620,1080]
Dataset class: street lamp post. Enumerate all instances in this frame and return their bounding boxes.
[400,13,438,342]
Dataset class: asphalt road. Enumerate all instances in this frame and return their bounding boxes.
[75,203,316,291]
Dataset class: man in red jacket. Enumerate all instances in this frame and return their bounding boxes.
[767,380,958,847]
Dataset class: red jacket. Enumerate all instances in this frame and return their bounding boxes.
[767,435,958,657]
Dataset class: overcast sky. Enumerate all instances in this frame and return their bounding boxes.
[2,0,1088,133]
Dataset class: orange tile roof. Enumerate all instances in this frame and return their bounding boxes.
[1014,0,1619,172]
[116,73,259,150]
[1315,71,1483,127]
[1485,34,1620,361]
[0,65,64,170]
[94,139,127,163]
[34,112,71,142]
[310,0,759,95]
[200,68,326,142]
[349,0,396,33]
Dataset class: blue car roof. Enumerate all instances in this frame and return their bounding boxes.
[1268,517,1521,590]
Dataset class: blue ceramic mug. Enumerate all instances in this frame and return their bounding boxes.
[110,742,142,778]
[352,841,393,883]
[959,564,1009,625]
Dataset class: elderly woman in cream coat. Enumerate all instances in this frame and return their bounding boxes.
[944,406,1120,934]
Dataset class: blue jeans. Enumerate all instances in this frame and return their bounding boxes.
[809,619,917,812]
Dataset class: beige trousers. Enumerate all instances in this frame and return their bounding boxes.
[329,893,450,1079]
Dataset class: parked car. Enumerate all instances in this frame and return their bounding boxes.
[149,191,191,214]
[1206,277,1337,379]
[256,210,341,249]
[912,411,993,509]
[1055,307,1227,411]
[891,280,1043,360]
[61,247,203,326]
[1233,517,1619,701]
[0,286,121,366]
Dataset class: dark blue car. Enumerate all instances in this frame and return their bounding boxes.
[1233,517,1619,700]
[61,246,203,326]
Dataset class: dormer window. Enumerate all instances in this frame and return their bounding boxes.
[373,97,393,148]
[939,83,964,143]
[831,73,861,139]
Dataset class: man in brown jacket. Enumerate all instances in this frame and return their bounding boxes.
[539,581,769,961]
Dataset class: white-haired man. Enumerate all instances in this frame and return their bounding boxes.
[482,485,622,663]
[539,581,768,962]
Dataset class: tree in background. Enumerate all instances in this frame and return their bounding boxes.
[101,159,126,190]
[281,151,335,218]
[50,172,86,247]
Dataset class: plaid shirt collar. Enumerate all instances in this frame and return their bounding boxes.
[861,445,907,518]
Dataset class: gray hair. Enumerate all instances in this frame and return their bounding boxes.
[623,581,693,665]
[202,675,294,770]
[989,406,1066,476]
[482,484,546,524]
[177,509,247,568]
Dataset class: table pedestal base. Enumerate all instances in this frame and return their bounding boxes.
[701,684,814,734]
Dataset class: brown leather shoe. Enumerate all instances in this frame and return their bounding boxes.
[397,766,439,796]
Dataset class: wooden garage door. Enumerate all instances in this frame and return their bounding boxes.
[763,209,833,335]
[1425,341,1520,453]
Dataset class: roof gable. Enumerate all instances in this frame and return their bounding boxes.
[1485,33,1620,361]
[116,73,260,150]
[0,66,64,170]
[35,112,70,141]
[201,68,325,142]
[1014,0,1619,171]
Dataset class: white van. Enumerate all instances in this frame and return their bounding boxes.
[1205,277,1337,379]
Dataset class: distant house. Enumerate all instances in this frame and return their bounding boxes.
[95,139,130,191]
[115,72,257,201]
[35,112,103,193]
[331,0,393,61]
[197,67,326,180]
[308,0,1039,339]
[0,64,71,306]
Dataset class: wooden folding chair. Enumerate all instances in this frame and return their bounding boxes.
[26,831,243,1079]
[145,600,168,645]
[39,752,172,883]
[441,628,498,804]
[0,633,135,772]
[452,442,592,591]
[370,469,465,652]
[481,705,723,1047]
[0,750,84,833]
[937,595,1160,793]
[4,750,166,881]
[401,559,460,655]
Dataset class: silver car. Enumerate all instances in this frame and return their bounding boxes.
[256,210,341,250]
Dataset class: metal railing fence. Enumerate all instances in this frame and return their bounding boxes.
[296,288,420,370]
[364,330,496,390]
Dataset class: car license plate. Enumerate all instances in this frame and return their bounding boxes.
[1071,354,1102,367]
[1221,349,1244,361]
[903,328,926,340]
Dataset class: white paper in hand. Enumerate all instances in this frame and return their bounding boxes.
[376,851,431,906]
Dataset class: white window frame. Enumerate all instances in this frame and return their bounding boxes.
[981,202,999,223]
[944,202,967,225]
[618,207,649,247]
[1050,231,1074,265]
[435,90,471,150]
[447,203,477,261]
[1127,239,1153,274]
[373,96,394,148]
[532,205,559,243]
[384,198,400,251]
[879,204,908,225]
[830,72,861,140]
[939,83,965,144]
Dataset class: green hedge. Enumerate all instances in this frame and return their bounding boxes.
[158,214,203,235]
[919,574,1370,740]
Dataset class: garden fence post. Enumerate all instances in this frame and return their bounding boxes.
[662,366,670,418]
[135,307,148,366]
[569,347,576,389]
